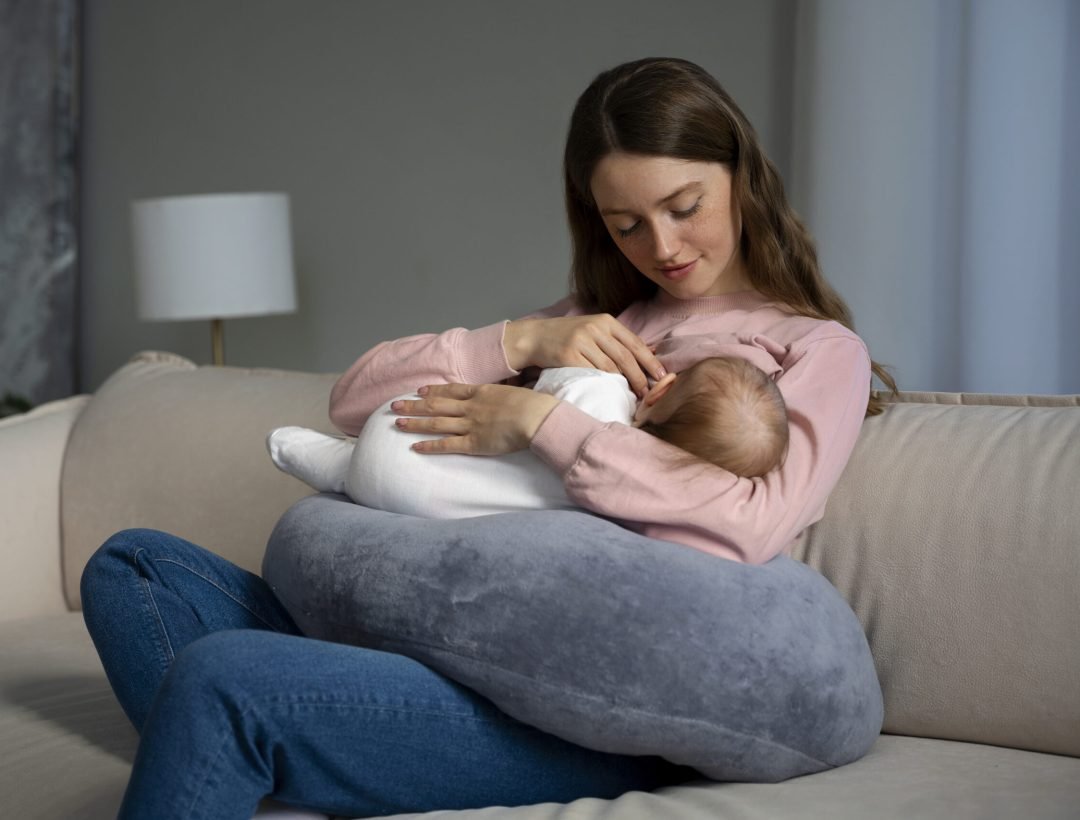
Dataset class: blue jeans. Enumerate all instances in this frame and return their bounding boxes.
[81,529,696,819]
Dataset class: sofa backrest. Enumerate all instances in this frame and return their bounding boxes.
[60,352,340,609]
[795,390,1080,760]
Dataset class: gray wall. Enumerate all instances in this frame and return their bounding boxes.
[80,0,796,391]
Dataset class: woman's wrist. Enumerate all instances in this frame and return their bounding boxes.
[521,392,561,442]
[503,319,534,372]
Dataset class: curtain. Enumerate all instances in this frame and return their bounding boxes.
[791,0,1079,394]
[0,0,80,408]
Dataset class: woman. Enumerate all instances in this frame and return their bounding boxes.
[82,57,895,818]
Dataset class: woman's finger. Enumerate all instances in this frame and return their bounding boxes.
[576,345,620,374]
[395,416,470,435]
[412,434,475,454]
[611,325,667,380]
[594,336,651,396]
[417,383,478,399]
[390,395,466,417]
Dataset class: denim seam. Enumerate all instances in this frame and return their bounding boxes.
[134,549,176,669]
[151,557,284,631]
[140,576,176,661]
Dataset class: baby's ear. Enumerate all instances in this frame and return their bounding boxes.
[643,372,678,406]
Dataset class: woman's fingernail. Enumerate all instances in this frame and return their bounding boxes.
[395,418,407,428]
[656,368,667,379]
[391,401,403,411]
[417,386,429,396]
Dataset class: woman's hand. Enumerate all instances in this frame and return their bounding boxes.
[391,383,560,455]
[503,315,666,398]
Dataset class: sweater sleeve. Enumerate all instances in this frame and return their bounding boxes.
[528,333,872,564]
[328,296,581,436]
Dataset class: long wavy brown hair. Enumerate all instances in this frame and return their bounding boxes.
[562,57,897,415]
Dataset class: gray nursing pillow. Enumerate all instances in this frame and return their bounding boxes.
[262,493,883,782]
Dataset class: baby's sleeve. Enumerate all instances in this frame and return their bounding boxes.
[532,368,637,425]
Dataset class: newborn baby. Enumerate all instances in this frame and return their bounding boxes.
[268,356,788,519]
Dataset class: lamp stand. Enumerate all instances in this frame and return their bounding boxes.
[211,318,225,366]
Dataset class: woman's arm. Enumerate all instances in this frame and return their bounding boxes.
[328,297,579,436]
[528,332,872,565]
[328,295,667,435]
[329,321,513,436]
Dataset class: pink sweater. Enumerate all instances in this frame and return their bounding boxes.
[329,289,871,565]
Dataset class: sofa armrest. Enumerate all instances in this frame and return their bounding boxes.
[0,395,89,622]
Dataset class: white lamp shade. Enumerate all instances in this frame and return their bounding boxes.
[132,192,298,321]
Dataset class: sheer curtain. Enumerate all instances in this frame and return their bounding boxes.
[790,0,1079,394]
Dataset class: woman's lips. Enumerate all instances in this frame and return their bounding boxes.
[659,259,698,281]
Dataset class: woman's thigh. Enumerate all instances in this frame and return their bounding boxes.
[81,527,301,730]
[121,629,696,820]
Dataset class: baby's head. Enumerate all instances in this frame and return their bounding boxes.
[632,356,788,478]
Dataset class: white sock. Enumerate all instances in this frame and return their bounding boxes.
[266,426,353,495]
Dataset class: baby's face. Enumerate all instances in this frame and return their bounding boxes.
[632,372,679,427]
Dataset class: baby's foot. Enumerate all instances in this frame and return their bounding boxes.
[266,426,353,495]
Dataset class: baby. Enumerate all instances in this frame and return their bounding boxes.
[268,355,788,519]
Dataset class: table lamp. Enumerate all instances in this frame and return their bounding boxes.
[131,192,298,365]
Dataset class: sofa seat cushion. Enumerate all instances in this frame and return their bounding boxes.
[388,734,1080,820]
[0,612,136,819]
[2,614,1078,819]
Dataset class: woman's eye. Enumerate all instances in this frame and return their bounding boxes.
[614,199,700,239]
[674,200,702,219]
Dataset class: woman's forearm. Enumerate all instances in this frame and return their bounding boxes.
[329,322,516,436]
[329,297,581,436]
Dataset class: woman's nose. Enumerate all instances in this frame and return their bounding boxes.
[652,223,681,262]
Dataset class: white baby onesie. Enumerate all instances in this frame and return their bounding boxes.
[268,367,637,519]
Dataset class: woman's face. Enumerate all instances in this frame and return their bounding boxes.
[590,152,751,299]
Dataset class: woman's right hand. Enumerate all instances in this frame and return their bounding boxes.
[503,314,666,398]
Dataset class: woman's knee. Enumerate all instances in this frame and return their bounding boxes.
[80,528,160,602]
[81,528,199,590]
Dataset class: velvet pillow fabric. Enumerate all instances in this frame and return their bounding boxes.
[262,494,883,782]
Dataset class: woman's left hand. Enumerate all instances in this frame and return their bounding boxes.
[390,384,560,455]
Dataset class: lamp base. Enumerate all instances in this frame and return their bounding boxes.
[211,318,224,366]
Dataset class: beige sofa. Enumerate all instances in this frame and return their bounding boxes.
[2,350,1078,820]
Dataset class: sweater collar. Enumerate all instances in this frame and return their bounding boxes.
[651,288,771,316]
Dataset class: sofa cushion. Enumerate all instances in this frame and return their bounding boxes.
[794,390,1080,758]
[375,734,1080,819]
[59,352,341,610]
[0,613,136,818]
[3,614,1078,820]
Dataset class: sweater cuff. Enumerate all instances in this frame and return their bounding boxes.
[456,321,519,384]
[530,401,607,476]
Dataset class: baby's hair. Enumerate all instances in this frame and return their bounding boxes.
[639,357,789,478]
